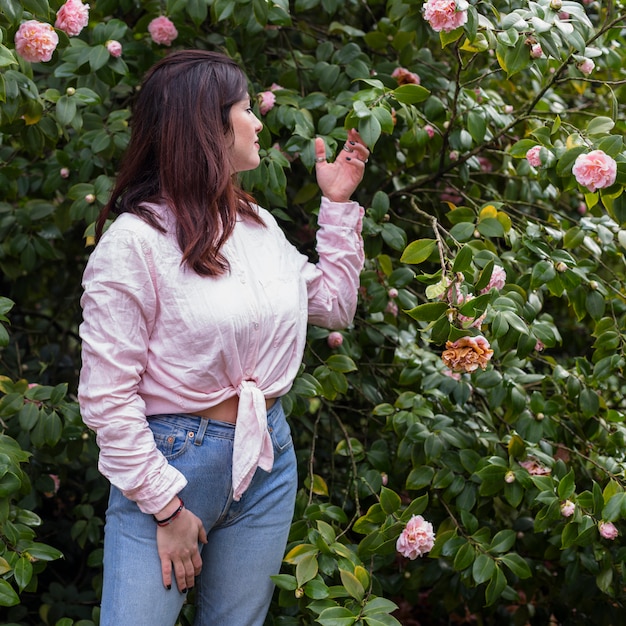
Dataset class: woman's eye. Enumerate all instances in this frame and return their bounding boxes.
[246,107,254,113]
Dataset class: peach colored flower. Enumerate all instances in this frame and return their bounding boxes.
[480,265,506,293]
[327,332,343,349]
[55,0,89,37]
[392,67,420,85]
[423,0,468,33]
[105,39,122,57]
[258,91,276,115]
[148,16,178,46]
[560,500,575,517]
[526,146,542,167]
[599,521,618,540]
[441,335,493,373]
[15,20,59,63]
[519,458,551,476]
[396,515,435,559]
[572,150,617,192]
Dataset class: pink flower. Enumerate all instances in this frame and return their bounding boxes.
[258,91,276,115]
[327,332,343,349]
[14,20,59,63]
[424,124,435,139]
[578,58,594,75]
[381,472,388,486]
[560,500,575,517]
[519,458,551,476]
[530,43,543,59]
[385,300,399,317]
[526,146,542,168]
[440,186,462,204]
[480,265,506,293]
[396,515,435,559]
[441,335,493,373]
[60,167,70,178]
[55,0,89,37]
[388,288,399,299]
[392,67,420,85]
[572,150,617,192]
[577,202,587,215]
[449,150,459,161]
[504,105,514,114]
[148,16,178,46]
[535,340,545,352]
[442,368,461,381]
[270,83,283,91]
[477,156,493,172]
[423,0,468,33]
[105,39,122,57]
[599,521,618,540]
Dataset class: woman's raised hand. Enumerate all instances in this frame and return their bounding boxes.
[314,128,370,203]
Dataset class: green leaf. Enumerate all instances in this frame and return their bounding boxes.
[339,568,365,601]
[499,553,532,579]
[452,245,474,273]
[453,542,476,571]
[587,117,615,136]
[484,565,507,605]
[380,487,401,515]
[400,239,437,264]
[472,553,496,584]
[0,579,19,606]
[405,302,448,322]
[270,574,298,590]
[392,84,430,105]
[317,606,358,626]
[557,469,576,500]
[488,530,515,554]
[24,543,63,561]
[326,354,357,373]
[296,554,319,587]
[406,466,435,490]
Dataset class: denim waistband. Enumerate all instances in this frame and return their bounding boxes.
[147,398,283,446]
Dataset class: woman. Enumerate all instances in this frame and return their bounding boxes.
[78,49,368,626]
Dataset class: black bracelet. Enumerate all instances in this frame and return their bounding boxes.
[153,497,184,526]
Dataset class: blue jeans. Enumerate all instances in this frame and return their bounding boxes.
[100,400,297,626]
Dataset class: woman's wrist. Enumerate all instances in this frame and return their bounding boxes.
[154,496,184,524]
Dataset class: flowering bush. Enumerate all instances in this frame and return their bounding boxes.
[3,1,626,625]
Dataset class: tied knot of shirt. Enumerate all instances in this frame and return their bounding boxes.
[232,380,274,501]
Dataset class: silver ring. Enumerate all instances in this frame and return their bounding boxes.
[315,156,326,163]
[342,145,353,153]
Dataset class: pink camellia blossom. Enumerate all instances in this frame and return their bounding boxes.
[535,340,545,352]
[388,288,399,299]
[258,91,276,115]
[519,458,551,476]
[480,265,506,293]
[60,167,70,178]
[423,0,468,33]
[424,124,435,139]
[572,150,617,192]
[578,58,594,75]
[105,39,122,57]
[560,500,575,517]
[270,83,283,91]
[526,145,542,168]
[442,368,461,381]
[530,43,543,59]
[14,20,59,63]
[441,335,493,373]
[55,0,89,37]
[599,521,618,540]
[396,515,435,559]
[148,16,178,46]
[327,332,343,349]
[391,67,420,85]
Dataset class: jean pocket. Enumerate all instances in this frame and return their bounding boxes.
[268,413,293,454]
[148,418,192,460]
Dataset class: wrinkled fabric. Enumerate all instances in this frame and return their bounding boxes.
[78,198,364,513]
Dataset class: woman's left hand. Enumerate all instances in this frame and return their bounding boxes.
[315,128,369,203]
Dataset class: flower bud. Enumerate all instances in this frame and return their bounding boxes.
[327,332,343,349]
[66,87,75,96]
[85,193,96,204]
[589,280,598,290]
[504,471,516,484]
[550,0,562,9]
[60,167,70,178]
[555,262,567,272]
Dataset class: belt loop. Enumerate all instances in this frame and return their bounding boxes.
[195,417,209,446]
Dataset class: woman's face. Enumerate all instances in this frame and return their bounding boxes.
[229,97,263,173]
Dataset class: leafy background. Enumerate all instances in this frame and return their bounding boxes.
[2,0,626,624]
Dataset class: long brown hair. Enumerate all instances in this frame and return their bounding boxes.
[96,49,264,276]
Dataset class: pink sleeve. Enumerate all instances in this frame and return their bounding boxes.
[302,196,365,329]
[78,227,187,514]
